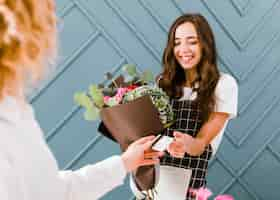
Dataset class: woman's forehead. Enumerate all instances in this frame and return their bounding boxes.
[175,22,198,39]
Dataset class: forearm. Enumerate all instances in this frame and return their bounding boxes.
[189,112,229,156]
[59,156,127,200]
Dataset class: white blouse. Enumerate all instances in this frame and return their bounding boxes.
[180,73,238,155]
[0,96,127,200]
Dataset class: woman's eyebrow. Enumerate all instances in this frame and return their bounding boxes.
[175,36,198,40]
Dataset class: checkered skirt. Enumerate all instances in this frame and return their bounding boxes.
[160,99,213,200]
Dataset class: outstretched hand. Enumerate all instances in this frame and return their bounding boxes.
[167,131,206,157]
[121,136,164,172]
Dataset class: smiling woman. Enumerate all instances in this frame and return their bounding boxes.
[130,13,238,200]
[173,22,202,74]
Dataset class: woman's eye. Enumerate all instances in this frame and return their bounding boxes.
[189,40,198,45]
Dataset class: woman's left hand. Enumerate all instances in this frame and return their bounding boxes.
[167,131,206,157]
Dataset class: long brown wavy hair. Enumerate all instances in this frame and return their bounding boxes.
[159,13,220,123]
[0,0,57,100]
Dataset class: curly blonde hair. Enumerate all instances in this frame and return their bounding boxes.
[0,0,57,99]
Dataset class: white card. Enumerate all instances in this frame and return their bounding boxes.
[152,135,174,151]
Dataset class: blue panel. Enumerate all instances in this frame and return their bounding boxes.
[79,0,162,74]
[207,160,233,194]
[58,4,97,66]
[228,183,255,200]
[33,36,122,134]
[56,0,69,12]
[242,149,280,199]
[112,0,167,54]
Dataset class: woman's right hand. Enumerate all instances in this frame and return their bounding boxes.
[121,136,164,172]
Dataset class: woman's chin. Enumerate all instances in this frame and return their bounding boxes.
[181,64,196,70]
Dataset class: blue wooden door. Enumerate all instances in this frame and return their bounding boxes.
[31,1,280,199]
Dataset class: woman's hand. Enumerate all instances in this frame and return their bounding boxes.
[121,136,164,172]
[167,131,206,157]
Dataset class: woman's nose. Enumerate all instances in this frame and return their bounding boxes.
[179,43,191,54]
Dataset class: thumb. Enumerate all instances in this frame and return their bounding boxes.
[141,140,153,150]
[134,135,155,145]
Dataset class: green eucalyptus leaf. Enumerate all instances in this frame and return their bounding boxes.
[74,92,92,109]
[89,84,104,108]
[122,64,137,77]
[141,70,154,83]
[84,106,99,121]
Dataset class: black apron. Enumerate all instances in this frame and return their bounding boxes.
[160,99,213,200]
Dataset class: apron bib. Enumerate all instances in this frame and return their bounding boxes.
[160,99,213,200]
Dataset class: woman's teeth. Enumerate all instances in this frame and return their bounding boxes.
[182,56,193,63]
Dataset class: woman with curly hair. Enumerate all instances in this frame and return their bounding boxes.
[0,1,163,200]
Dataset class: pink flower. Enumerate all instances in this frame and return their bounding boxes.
[214,195,234,200]
[116,87,128,96]
[104,85,139,105]
[189,188,212,200]
[115,88,129,102]
[196,187,212,200]
[103,96,111,104]
[189,187,234,200]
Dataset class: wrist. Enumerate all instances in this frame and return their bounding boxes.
[196,138,207,154]
[187,137,207,156]
[121,153,132,172]
[197,137,207,146]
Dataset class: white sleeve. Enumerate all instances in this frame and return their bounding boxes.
[0,157,11,200]
[0,153,23,200]
[210,74,238,156]
[215,73,238,119]
[59,155,127,200]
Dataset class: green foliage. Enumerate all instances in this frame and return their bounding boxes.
[74,92,100,121]
[84,106,99,121]
[89,84,104,108]
[122,64,137,77]
[141,70,153,83]
[74,92,92,110]
[73,63,159,122]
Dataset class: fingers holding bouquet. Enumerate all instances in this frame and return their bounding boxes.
[74,64,174,190]
[121,135,164,172]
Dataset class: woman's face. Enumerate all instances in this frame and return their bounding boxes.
[173,22,202,71]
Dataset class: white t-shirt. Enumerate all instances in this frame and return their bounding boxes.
[179,73,238,155]
[0,96,127,200]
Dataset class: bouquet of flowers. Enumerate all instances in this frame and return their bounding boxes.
[74,64,174,193]
[74,64,174,146]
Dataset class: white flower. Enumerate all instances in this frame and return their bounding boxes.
[122,85,174,125]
